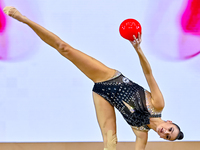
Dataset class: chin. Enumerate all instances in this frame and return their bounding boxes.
[156,127,160,133]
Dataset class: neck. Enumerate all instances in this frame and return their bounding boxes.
[148,118,165,132]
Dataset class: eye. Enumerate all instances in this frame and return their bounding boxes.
[169,127,172,132]
[166,135,169,139]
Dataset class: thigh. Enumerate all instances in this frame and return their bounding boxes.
[92,92,117,145]
[62,46,116,83]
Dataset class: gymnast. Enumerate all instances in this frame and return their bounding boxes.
[3,6,184,150]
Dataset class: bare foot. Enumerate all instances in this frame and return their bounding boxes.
[3,6,26,23]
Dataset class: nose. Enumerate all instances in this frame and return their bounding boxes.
[164,130,170,134]
[159,129,170,138]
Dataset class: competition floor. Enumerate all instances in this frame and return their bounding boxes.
[0,142,199,150]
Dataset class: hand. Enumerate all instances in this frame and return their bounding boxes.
[130,32,142,50]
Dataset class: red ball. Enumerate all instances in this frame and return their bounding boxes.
[119,19,142,41]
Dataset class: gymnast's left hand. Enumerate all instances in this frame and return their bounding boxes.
[130,32,142,50]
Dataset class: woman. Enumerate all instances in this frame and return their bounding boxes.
[3,6,183,150]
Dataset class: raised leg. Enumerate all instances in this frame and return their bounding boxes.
[93,92,117,150]
[3,6,116,82]
[4,7,118,149]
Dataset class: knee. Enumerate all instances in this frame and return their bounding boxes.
[56,41,73,56]
[105,130,117,150]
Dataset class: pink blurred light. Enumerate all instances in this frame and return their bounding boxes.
[144,0,200,60]
[0,0,9,60]
[0,1,39,61]
[0,2,6,33]
[0,1,6,33]
[0,8,6,33]
[181,0,200,35]
[178,0,200,59]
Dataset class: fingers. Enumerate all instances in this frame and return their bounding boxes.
[130,32,142,50]
[133,35,137,41]
[129,32,142,47]
[132,34,138,43]
[138,32,141,41]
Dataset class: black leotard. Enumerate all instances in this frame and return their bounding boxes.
[93,71,161,130]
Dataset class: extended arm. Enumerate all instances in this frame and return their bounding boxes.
[130,33,164,110]
[132,128,148,150]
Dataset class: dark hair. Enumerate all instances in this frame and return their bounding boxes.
[173,123,184,140]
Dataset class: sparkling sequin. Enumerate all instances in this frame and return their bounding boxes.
[132,126,149,132]
[130,107,135,113]
[123,77,130,83]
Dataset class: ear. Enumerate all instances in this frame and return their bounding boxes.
[166,120,172,123]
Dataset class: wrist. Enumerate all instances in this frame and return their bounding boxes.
[135,46,142,51]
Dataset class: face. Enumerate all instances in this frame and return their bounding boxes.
[156,120,179,141]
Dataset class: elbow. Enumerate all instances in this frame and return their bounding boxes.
[153,97,165,111]
[157,102,165,111]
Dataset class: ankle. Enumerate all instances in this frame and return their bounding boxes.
[21,16,28,23]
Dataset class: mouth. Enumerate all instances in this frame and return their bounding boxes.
[160,128,163,133]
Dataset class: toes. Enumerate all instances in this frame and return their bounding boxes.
[3,6,16,16]
[3,6,13,15]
